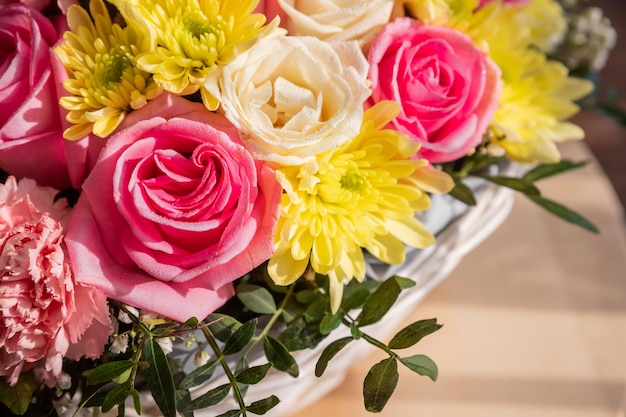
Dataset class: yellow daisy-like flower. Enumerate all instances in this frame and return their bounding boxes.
[55,0,161,140]
[267,101,454,312]
[471,0,593,163]
[401,0,479,27]
[111,0,270,110]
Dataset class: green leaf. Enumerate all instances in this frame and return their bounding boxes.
[480,176,540,196]
[217,410,242,417]
[264,335,299,377]
[236,363,272,385]
[393,276,416,290]
[356,278,402,327]
[247,395,280,415]
[130,389,142,416]
[223,318,258,355]
[182,316,199,328]
[363,358,399,413]
[399,354,438,381]
[319,313,342,335]
[101,383,130,413]
[388,318,443,350]
[296,289,317,304]
[527,195,599,233]
[179,359,218,390]
[141,338,177,417]
[206,314,242,343]
[340,286,371,311]
[449,177,477,206]
[117,403,125,417]
[237,284,277,314]
[277,317,325,351]
[0,373,37,415]
[181,384,230,412]
[522,160,587,183]
[175,389,195,417]
[315,337,353,377]
[87,361,134,386]
[304,298,328,323]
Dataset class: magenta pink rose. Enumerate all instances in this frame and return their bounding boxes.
[367,18,501,163]
[0,4,73,188]
[0,176,111,387]
[0,3,102,190]
[65,93,282,322]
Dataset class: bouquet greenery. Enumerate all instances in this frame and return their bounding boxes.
[0,0,616,416]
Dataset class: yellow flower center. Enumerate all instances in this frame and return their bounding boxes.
[340,169,367,194]
[96,49,133,87]
[183,14,217,40]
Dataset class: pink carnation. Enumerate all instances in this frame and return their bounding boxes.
[367,18,501,163]
[65,94,282,322]
[0,176,111,387]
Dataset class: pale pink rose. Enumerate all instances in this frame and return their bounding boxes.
[260,0,395,44]
[367,18,501,163]
[65,94,282,322]
[205,34,370,166]
[0,176,111,387]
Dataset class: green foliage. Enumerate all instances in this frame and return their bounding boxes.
[388,319,443,350]
[41,271,443,417]
[363,358,399,413]
[0,373,37,415]
[444,152,598,233]
[263,335,299,377]
[140,338,177,417]
[237,284,278,314]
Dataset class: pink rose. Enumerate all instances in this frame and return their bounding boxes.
[0,3,102,190]
[367,18,501,163]
[65,94,282,322]
[0,176,111,387]
[0,4,72,188]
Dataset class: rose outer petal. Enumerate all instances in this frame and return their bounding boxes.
[66,197,235,322]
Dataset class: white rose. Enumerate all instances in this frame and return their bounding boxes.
[277,0,395,44]
[205,35,370,165]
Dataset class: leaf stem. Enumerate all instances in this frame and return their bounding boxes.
[241,284,296,360]
[342,317,398,359]
[201,326,248,416]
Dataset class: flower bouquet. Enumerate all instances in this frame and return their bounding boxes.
[0,0,617,416]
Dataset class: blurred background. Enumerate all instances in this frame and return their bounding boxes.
[576,0,626,213]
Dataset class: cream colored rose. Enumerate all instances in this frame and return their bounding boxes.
[205,35,370,165]
[275,0,395,44]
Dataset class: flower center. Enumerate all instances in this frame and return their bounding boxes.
[183,14,216,39]
[96,49,132,87]
[340,169,367,194]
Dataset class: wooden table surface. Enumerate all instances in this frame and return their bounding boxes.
[291,140,626,417]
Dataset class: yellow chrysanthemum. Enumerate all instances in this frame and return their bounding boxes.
[401,0,478,26]
[469,0,593,163]
[110,0,270,110]
[267,102,454,312]
[55,0,161,140]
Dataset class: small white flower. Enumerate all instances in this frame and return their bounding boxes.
[156,337,174,355]
[57,372,72,390]
[194,350,210,367]
[110,334,129,354]
[118,306,139,324]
